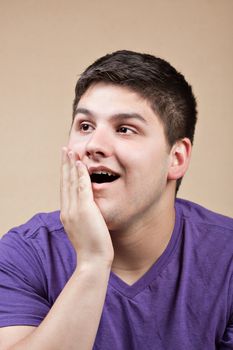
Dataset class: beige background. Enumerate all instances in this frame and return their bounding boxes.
[0,0,232,236]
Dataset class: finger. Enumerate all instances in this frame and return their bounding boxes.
[60,147,70,215]
[69,151,79,210]
[76,161,94,202]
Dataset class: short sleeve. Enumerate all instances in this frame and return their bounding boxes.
[0,229,51,327]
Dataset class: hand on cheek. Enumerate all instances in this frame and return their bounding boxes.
[60,147,114,267]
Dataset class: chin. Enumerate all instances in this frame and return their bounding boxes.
[104,212,128,232]
[100,208,120,231]
[94,198,126,231]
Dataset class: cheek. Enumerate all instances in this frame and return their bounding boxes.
[124,145,169,182]
[67,137,86,158]
[120,149,147,185]
[121,143,152,170]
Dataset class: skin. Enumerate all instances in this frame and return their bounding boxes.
[69,83,171,231]
[68,82,191,283]
[0,82,191,349]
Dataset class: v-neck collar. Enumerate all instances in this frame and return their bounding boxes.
[109,203,183,299]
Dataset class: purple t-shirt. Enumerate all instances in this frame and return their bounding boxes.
[0,199,233,349]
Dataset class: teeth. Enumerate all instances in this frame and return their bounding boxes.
[93,171,115,176]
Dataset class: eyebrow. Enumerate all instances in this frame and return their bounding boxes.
[75,107,148,124]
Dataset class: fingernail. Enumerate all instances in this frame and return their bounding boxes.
[68,151,73,159]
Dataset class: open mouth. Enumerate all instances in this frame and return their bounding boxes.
[90,172,120,184]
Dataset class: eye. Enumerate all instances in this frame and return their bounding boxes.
[117,126,136,134]
[79,122,94,133]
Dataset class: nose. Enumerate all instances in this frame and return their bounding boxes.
[85,127,113,160]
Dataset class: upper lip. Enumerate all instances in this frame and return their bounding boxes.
[88,165,120,177]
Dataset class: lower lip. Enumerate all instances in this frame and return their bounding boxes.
[91,178,120,191]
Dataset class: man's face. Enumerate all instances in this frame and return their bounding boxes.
[68,82,173,231]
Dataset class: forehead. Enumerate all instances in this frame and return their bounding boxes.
[76,82,161,125]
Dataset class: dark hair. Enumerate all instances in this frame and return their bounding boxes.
[72,50,197,192]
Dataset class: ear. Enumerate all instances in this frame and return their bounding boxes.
[168,138,192,180]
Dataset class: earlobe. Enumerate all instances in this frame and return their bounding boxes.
[168,138,192,180]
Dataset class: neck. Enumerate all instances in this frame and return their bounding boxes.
[110,198,176,284]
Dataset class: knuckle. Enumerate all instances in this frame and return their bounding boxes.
[78,182,86,192]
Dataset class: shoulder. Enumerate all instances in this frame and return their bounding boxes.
[174,200,233,329]
[175,198,233,254]
[0,211,72,271]
[0,211,75,297]
[176,198,233,232]
[2,210,63,238]
[0,212,73,328]
[1,211,64,244]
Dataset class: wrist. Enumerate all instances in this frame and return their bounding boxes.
[73,260,112,287]
[76,250,114,269]
[76,256,113,272]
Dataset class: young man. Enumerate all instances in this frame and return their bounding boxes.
[0,50,232,350]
